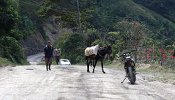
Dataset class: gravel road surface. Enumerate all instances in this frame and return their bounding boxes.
[0,54,175,100]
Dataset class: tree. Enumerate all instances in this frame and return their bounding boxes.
[114,20,148,50]
[0,0,25,63]
[0,37,24,63]
[56,33,85,63]
[85,28,100,46]
[0,0,19,36]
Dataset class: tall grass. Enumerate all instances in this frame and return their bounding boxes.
[0,57,13,67]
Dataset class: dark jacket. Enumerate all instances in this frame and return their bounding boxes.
[44,45,54,58]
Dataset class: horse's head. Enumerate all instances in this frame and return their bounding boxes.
[104,45,112,55]
[100,45,112,60]
[98,45,112,57]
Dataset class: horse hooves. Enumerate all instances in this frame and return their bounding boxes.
[92,71,95,73]
[87,71,90,73]
[103,71,106,74]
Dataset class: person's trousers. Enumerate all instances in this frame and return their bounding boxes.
[55,56,60,64]
[45,57,52,71]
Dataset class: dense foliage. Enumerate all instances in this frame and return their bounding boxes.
[39,0,175,40]
[1,0,175,64]
[55,33,85,63]
[133,0,175,22]
[0,0,44,63]
[0,0,25,63]
[40,0,175,63]
[133,0,175,46]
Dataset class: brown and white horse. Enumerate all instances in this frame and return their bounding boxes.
[85,45,112,74]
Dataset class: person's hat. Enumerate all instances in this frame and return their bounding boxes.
[47,41,51,43]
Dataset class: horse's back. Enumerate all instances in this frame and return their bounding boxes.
[85,45,99,56]
[85,47,93,56]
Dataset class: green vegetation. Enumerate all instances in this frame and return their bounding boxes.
[1,0,175,65]
[55,33,85,64]
[38,0,175,64]
[0,57,14,67]
[0,0,24,64]
[136,64,175,83]
[19,0,44,38]
[0,0,42,64]
[134,0,175,23]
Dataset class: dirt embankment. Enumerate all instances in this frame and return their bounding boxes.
[20,32,45,56]
[20,16,72,56]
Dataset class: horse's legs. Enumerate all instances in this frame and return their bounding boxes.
[92,60,98,73]
[101,59,105,74]
[89,60,92,66]
[87,59,90,73]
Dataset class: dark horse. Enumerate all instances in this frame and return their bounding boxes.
[85,45,112,74]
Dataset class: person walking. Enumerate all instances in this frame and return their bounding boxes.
[44,41,54,71]
[53,48,61,64]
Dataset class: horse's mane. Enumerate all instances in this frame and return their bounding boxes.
[99,45,111,51]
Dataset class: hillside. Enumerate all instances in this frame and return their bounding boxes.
[1,0,175,64]
[39,0,175,45]
[38,0,175,63]
[19,0,63,56]
[19,0,175,47]
[133,0,175,23]
[85,0,175,45]
[133,0,175,44]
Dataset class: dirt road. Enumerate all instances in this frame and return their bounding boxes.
[0,54,175,100]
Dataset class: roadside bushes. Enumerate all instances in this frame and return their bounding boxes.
[55,30,112,64]
[55,33,85,64]
[163,59,175,69]
[0,0,29,64]
[0,37,24,63]
[0,57,12,67]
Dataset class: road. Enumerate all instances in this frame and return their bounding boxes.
[0,54,175,100]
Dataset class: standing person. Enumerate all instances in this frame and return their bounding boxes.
[44,41,54,71]
[53,48,61,64]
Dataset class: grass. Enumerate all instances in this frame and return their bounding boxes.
[108,61,175,84]
[108,61,124,70]
[0,57,15,67]
[136,64,175,84]
[137,64,175,73]
[0,57,28,67]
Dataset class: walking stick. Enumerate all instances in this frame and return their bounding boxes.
[121,77,127,83]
